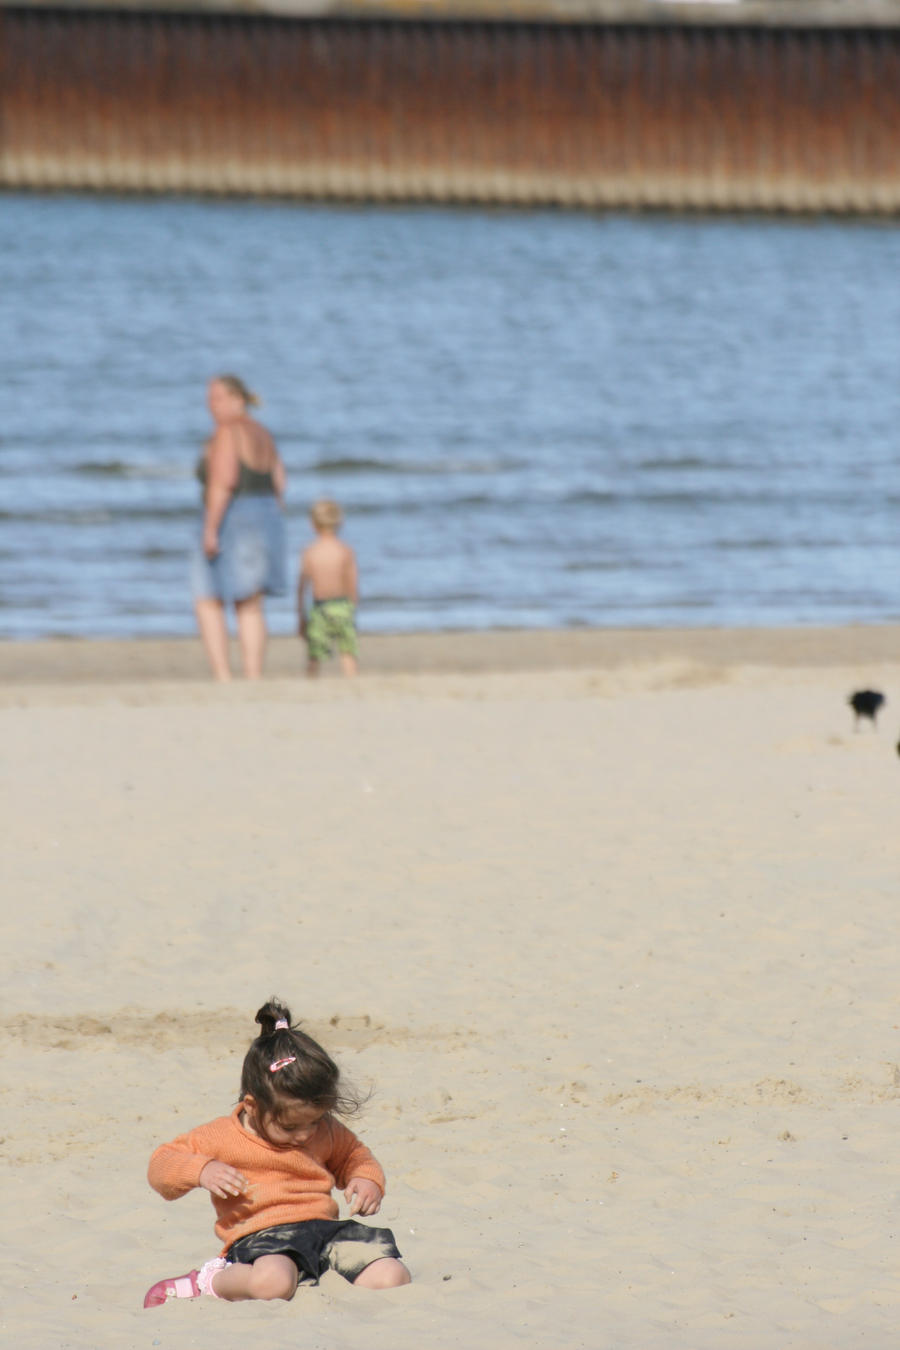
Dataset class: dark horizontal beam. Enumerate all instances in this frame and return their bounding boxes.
[4,0,900,27]
[3,8,900,210]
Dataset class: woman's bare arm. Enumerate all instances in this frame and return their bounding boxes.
[203,428,239,558]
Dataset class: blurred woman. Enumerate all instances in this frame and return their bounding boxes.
[192,375,286,680]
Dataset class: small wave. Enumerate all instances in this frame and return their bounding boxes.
[559,490,619,506]
[562,487,719,507]
[309,456,402,475]
[713,536,846,551]
[308,455,520,476]
[560,487,800,508]
[712,536,783,551]
[139,546,184,560]
[0,505,195,525]
[636,455,722,471]
[563,559,621,573]
[71,460,190,481]
[365,590,487,605]
[287,493,499,518]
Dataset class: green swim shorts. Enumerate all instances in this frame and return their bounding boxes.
[306,598,358,663]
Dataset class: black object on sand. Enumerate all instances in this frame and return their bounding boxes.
[848,689,885,728]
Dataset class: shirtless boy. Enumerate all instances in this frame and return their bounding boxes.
[297,500,359,677]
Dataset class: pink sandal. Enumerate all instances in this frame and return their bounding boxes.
[143,1258,227,1307]
[143,1270,200,1307]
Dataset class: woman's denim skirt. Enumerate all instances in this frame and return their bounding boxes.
[191,495,287,604]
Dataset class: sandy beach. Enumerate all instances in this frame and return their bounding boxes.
[3,626,900,1350]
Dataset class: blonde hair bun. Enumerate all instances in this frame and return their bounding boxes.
[217,373,260,408]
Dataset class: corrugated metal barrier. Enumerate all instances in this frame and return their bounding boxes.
[2,8,900,210]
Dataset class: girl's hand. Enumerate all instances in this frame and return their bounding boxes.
[344,1177,382,1217]
[200,1160,248,1199]
[203,527,219,559]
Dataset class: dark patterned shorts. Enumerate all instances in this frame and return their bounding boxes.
[227,1219,402,1286]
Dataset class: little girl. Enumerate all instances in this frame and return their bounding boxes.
[144,999,411,1306]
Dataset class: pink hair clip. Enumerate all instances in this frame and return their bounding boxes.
[274,1019,290,1030]
[269,1056,296,1073]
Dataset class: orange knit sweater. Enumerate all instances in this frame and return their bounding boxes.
[147,1105,386,1252]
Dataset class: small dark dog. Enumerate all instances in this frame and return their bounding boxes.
[848,689,885,729]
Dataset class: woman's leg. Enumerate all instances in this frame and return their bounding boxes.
[352,1258,411,1289]
[211,1255,298,1302]
[194,598,232,681]
[235,593,266,679]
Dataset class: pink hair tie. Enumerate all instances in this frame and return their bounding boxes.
[269,1056,296,1073]
[274,1019,290,1030]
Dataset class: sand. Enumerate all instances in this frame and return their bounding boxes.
[2,627,900,1349]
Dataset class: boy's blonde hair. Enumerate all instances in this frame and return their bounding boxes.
[310,499,343,531]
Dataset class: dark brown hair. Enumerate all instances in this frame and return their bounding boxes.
[240,998,364,1120]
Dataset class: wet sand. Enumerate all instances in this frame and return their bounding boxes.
[2,627,899,1349]
[1,622,900,686]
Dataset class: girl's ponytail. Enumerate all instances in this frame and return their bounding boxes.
[240,997,366,1119]
[254,999,292,1039]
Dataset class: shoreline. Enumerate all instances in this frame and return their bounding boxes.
[1,622,899,684]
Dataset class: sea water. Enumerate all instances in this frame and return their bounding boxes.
[2,193,899,638]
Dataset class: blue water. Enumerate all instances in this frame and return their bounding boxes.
[3,193,900,638]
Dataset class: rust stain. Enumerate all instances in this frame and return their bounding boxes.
[1,9,900,209]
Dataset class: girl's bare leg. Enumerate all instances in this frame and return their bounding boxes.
[235,594,266,679]
[211,1255,298,1302]
[352,1258,411,1289]
[339,652,358,678]
[194,598,231,681]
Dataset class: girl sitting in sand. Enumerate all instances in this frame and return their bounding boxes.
[144,999,411,1306]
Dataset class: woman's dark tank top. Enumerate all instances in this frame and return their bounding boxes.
[196,456,276,496]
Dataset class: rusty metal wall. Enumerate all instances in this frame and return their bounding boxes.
[2,8,900,210]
